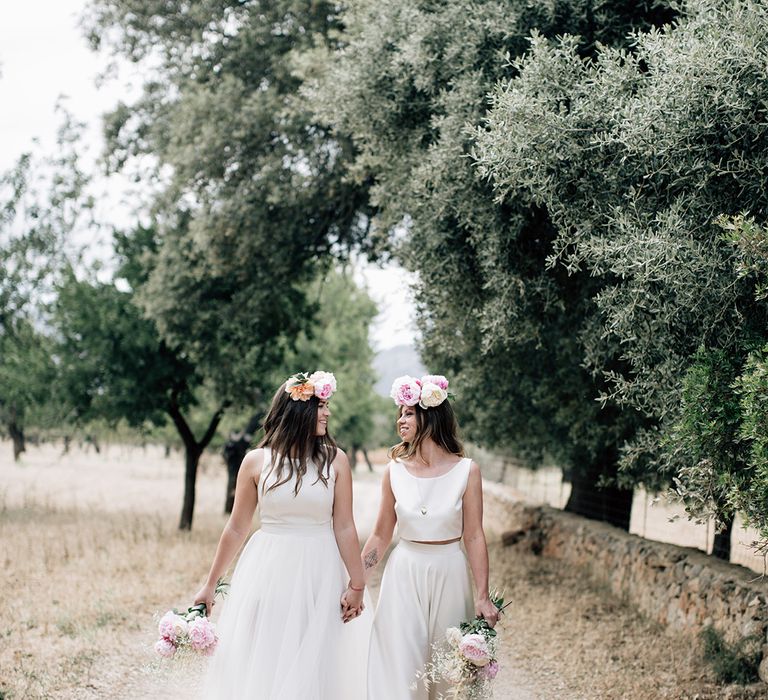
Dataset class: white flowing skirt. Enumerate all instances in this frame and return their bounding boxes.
[368,540,474,700]
[204,522,371,700]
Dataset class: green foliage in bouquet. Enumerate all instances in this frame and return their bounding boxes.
[184,579,230,620]
[460,592,510,639]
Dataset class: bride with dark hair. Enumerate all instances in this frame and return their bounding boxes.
[194,372,370,699]
[363,375,499,700]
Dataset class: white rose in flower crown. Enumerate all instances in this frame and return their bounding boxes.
[419,382,448,409]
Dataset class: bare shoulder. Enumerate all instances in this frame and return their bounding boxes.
[332,447,351,476]
[466,459,483,491]
[240,448,266,476]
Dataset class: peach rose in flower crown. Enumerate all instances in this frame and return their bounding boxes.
[390,376,422,407]
[285,373,316,401]
[459,633,491,666]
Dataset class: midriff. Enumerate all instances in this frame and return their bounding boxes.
[409,536,461,545]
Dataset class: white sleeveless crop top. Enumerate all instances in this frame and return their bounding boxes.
[390,457,471,542]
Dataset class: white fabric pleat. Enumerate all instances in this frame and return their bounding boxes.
[203,452,371,700]
[368,540,473,700]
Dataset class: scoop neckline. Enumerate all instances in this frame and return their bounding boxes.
[395,457,467,480]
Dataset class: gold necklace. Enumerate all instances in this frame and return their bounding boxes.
[414,472,428,516]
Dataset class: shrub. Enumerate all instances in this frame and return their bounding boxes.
[699,625,762,684]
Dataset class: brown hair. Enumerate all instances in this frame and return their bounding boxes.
[389,400,464,461]
[257,382,337,494]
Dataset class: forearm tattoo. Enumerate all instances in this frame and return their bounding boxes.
[364,549,379,570]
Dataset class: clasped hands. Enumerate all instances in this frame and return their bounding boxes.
[340,584,365,623]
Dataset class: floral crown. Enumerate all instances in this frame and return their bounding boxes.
[285,371,337,402]
[390,374,451,410]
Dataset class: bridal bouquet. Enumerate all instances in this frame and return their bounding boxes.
[154,580,229,659]
[422,593,508,699]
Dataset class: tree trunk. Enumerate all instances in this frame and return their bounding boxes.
[361,446,374,472]
[222,432,251,515]
[711,513,734,561]
[179,443,203,531]
[222,413,262,514]
[169,393,226,531]
[8,416,25,461]
[564,450,633,531]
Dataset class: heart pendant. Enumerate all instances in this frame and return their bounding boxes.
[421,507,427,515]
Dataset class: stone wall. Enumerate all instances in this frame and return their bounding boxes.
[482,483,768,681]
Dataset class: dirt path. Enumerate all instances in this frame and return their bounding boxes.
[4,446,763,699]
[81,470,551,699]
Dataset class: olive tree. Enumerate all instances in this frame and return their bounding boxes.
[313,0,675,529]
[474,0,768,553]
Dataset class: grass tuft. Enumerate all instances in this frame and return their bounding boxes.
[700,625,762,684]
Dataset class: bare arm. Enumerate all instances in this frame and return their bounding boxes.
[360,466,397,584]
[332,450,366,589]
[332,451,367,619]
[463,460,499,626]
[193,448,262,612]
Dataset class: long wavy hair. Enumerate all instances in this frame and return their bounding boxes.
[389,400,464,461]
[257,382,337,494]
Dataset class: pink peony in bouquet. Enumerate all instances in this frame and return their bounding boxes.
[154,606,218,658]
[421,592,508,699]
[154,580,228,659]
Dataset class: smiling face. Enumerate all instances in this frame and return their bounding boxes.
[397,405,418,443]
[315,400,331,436]
[390,399,464,462]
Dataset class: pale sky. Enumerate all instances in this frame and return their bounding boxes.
[0,1,418,351]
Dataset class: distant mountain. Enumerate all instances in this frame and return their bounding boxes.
[373,344,428,396]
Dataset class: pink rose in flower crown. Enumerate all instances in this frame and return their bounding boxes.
[309,371,337,400]
[154,638,177,658]
[479,659,499,680]
[188,616,218,653]
[459,633,491,666]
[421,374,449,391]
[390,375,422,407]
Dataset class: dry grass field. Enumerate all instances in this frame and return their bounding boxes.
[0,442,227,699]
[1,441,766,699]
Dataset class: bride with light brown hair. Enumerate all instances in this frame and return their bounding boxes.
[193,371,370,699]
[362,374,498,700]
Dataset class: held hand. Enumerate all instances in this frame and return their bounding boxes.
[340,587,364,623]
[475,597,500,628]
[193,584,217,617]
